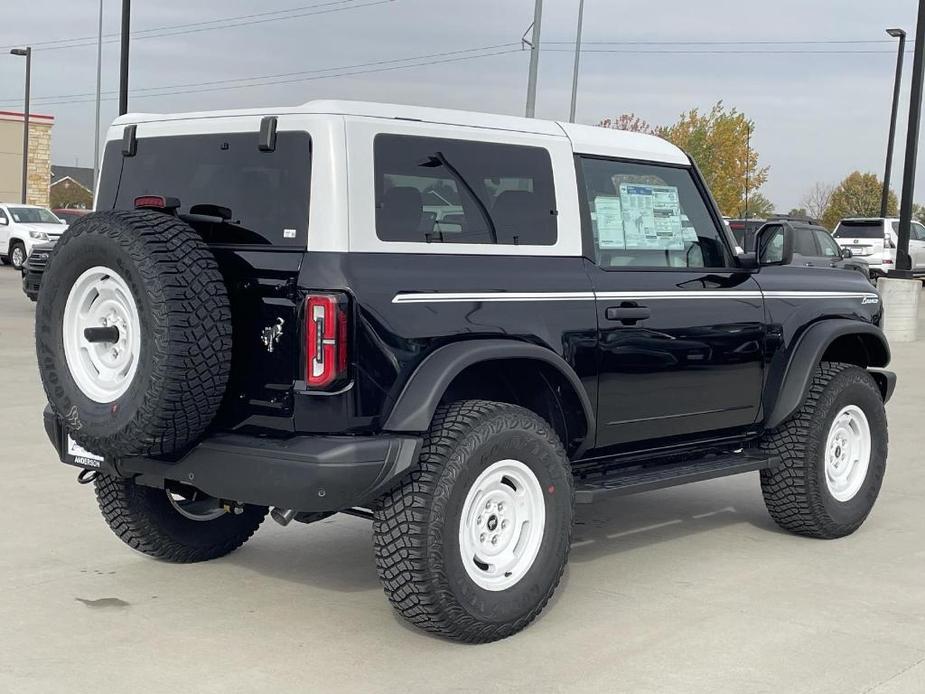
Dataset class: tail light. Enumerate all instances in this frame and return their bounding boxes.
[305,293,349,390]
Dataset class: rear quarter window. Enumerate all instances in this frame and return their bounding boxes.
[373,134,557,246]
[99,131,311,247]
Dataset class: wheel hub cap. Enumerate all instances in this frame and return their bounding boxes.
[824,405,872,502]
[62,266,141,403]
[459,459,545,591]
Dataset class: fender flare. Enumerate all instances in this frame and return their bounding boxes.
[383,339,595,448]
[766,319,891,429]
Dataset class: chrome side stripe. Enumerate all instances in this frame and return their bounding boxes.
[392,290,879,304]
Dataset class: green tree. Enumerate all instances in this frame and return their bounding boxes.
[656,102,769,217]
[50,181,93,209]
[912,203,925,225]
[788,207,809,218]
[821,172,897,230]
[742,192,774,218]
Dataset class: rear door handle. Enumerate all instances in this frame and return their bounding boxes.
[605,305,651,324]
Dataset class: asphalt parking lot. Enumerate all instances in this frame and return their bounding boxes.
[2,267,925,694]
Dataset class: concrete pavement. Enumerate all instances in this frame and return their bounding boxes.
[2,267,924,693]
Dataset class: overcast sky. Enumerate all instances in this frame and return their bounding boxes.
[0,0,921,211]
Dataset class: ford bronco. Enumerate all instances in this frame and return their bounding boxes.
[35,100,894,643]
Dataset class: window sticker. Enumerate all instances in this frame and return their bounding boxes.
[593,196,625,249]
[618,184,684,251]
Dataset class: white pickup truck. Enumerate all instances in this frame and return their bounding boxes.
[0,203,68,270]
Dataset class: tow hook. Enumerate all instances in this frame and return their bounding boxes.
[271,507,296,526]
[76,469,99,485]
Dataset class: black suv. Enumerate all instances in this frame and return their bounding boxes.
[757,219,871,281]
[35,101,894,643]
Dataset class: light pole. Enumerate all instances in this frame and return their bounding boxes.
[894,2,925,279]
[93,0,104,188]
[524,0,543,118]
[568,0,585,123]
[744,123,751,218]
[10,47,31,204]
[882,28,906,217]
[119,0,131,116]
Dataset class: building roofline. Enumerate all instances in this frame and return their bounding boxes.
[0,110,54,121]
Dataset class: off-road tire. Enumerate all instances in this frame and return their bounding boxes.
[95,474,267,562]
[373,400,574,643]
[759,361,888,539]
[35,210,232,458]
[9,241,25,270]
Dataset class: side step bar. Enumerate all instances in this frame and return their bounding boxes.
[574,451,778,503]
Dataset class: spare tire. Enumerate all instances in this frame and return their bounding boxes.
[35,210,232,458]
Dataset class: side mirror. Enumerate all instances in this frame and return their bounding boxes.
[756,225,794,266]
[842,246,853,259]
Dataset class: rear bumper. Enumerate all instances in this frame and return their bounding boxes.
[43,406,421,512]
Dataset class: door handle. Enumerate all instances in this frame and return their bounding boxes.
[605,305,651,325]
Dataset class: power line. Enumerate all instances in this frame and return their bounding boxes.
[0,0,394,53]
[544,47,917,55]
[14,44,519,104]
[0,46,523,108]
[543,39,912,46]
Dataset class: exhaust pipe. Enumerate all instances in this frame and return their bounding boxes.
[271,507,296,526]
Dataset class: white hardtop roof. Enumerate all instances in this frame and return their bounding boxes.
[112,99,689,166]
[0,203,48,209]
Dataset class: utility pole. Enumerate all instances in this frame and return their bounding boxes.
[524,0,543,118]
[93,0,104,189]
[882,28,906,217]
[119,0,131,116]
[10,47,31,204]
[744,124,751,218]
[894,0,925,278]
[568,0,585,123]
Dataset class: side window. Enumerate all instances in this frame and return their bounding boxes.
[577,157,732,269]
[373,134,557,245]
[813,229,841,257]
[792,228,819,256]
[912,222,925,240]
[0,208,7,224]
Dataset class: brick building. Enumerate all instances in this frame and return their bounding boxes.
[0,110,54,207]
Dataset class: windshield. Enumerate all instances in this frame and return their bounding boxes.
[8,207,62,224]
[834,222,883,239]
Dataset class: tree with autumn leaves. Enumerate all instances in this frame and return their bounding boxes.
[599,101,769,218]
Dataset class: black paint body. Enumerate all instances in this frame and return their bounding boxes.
[205,244,884,462]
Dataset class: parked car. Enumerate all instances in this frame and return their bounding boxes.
[727,218,766,251]
[21,242,54,301]
[833,217,925,279]
[53,208,91,225]
[0,203,67,270]
[36,100,894,643]
[757,219,870,281]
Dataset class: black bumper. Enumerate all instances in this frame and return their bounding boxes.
[44,407,421,512]
[22,268,41,300]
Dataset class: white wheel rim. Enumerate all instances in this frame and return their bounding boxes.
[824,405,871,502]
[62,266,141,403]
[458,459,546,592]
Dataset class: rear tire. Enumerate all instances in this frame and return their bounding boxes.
[759,361,888,539]
[94,474,267,563]
[373,400,574,643]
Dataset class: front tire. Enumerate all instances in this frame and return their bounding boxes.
[759,362,888,539]
[94,475,267,563]
[373,400,574,643]
[9,241,25,270]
